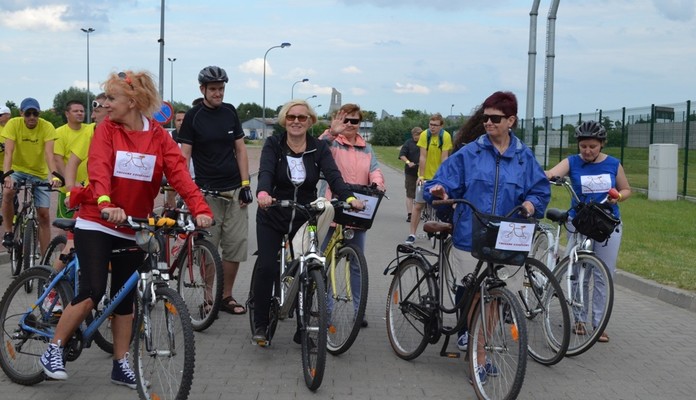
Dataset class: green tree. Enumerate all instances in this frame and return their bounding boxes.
[362,110,377,121]
[170,101,191,113]
[237,102,263,120]
[39,110,64,127]
[53,87,93,122]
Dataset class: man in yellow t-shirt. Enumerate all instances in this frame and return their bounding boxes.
[54,100,92,218]
[0,106,11,175]
[2,98,62,255]
[405,112,452,244]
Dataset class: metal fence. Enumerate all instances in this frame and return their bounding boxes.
[520,100,695,198]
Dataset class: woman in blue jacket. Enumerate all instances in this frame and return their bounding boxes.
[424,91,550,382]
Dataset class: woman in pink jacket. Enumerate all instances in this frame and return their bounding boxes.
[320,103,385,327]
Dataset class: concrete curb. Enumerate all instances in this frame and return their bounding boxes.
[382,161,696,314]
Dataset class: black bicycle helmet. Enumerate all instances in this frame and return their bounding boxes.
[198,66,229,84]
[575,120,607,140]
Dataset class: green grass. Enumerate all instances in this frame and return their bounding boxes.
[374,145,696,292]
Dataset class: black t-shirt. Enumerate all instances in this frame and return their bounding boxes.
[399,138,420,176]
[177,102,245,191]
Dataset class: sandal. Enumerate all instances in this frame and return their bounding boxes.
[573,322,587,335]
[198,300,214,319]
[220,296,246,315]
[598,331,610,343]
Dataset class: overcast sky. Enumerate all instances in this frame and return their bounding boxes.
[0,0,694,120]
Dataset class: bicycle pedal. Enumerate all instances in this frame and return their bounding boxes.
[441,351,460,358]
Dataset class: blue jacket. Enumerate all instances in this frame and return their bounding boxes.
[424,131,550,252]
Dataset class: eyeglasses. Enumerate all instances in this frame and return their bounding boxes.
[92,100,104,109]
[483,114,507,124]
[343,118,360,125]
[24,110,39,117]
[429,122,441,127]
[286,114,309,122]
[118,71,134,89]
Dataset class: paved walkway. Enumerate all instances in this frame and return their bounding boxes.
[1,145,695,399]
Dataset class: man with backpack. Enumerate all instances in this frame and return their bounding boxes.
[405,113,452,244]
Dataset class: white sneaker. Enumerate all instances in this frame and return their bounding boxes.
[404,235,416,245]
[457,333,468,351]
[42,290,62,313]
[40,341,68,380]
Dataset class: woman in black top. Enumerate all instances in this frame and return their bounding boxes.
[253,99,362,344]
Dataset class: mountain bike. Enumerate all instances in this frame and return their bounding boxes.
[246,198,331,391]
[0,214,196,400]
[385,199,531,400]
[530,176,617,356]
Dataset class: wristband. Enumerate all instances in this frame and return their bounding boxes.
[51,177,62,182]
[346,196,357,203]
[418,176,424,180]
[618,193,623,201]
[97,195,111,205]
[404,159,410,164]
[65,191,71,197]
[241,180,250,186]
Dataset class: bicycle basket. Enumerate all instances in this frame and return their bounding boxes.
[470,212,534,266]
[571,202,620,242]
[333,184,384,230]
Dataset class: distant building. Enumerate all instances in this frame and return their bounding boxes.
[329,88,342,116]
[242,117,278,139]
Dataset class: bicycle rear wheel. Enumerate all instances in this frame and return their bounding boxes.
[0,266,72,385]
[10,222,23,277]
[554,253,614,356]
[469,286,527,400]
[385,257,435,361]
[326,243,368,355]
[134,286,195,400]
[517,258,570,365]
[22,222,39,293]
[530,225,555,270]
[40,234,67,267]
[300,267,328,391]
[176,238,223,332]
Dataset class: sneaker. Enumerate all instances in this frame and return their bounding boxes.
[111,352,137,389]
[404,235,416,245]
[2,232,13,248]
[42,290,63,313]
[485,358,499,377]
[252,326,268,347]
[40,341,68,380]
[457,333,468,351]
[470,364,487,386]
[360,318,368,328]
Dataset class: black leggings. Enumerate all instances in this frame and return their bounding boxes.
[71,228,144,315]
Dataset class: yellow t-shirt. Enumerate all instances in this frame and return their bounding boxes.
[416,128,453,179]
[1,117,57,178]
[0,124,6,173]
[55,122,94,185]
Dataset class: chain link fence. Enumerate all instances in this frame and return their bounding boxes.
[520,100,695,198]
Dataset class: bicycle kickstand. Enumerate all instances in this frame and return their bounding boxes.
[439,335,460,358]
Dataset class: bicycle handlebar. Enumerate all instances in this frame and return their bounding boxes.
[432,198,530,219]
[548,176,620,204]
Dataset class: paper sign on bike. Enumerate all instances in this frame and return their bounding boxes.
[494,222,534,252]
[342,193,378,220]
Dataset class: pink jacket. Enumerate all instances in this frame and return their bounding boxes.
[319,130,385,198]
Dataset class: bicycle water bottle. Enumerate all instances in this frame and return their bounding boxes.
[170,234,186,259]
[415,181,424,203]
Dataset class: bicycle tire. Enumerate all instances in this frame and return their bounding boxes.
[469,286,527,400]
[0,266,72,385]
[300,267,328,391]
[40,234,67,267]
[134,285,195,400]
[530,226,555,271]
[518,258,570,366]
[385,257,436,361]
[175,238,223,332]
[326,243,368,355]
[554,253,614,356]
[22,222,39,293]
[10,222,23,277]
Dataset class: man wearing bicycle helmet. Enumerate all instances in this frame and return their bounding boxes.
[177,66,252,315]
[546,120,631,343]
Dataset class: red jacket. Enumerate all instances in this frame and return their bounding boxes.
[71,116,212,234]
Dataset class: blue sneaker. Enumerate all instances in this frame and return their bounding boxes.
[485,358,499,377]
[111,352,137,389]
[40,341,68,380]
[457,333,468,351]
[470,364,487,386]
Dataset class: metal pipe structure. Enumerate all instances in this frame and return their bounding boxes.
[543,0,561,126]
[81,28,95,123]
[262,42,291,139]
[158,0,165,99]
[292,78,308,99]
[525,0,541,144]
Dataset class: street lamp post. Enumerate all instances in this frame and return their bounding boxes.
[81,27,95,123]
[262,42,291,139]
[168,57,176,128]
[305,95,317,101]
[450,104,454,116]
[291,78,309,99]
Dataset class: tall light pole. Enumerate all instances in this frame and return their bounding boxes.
[81,27,95,123]
[262,42,291,139]
[168,57,176,104]
[450,104,454,116]
[291,78,308,99]
[158,0,165,99]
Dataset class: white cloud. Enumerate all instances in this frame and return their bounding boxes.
[351,88,367,96]
[394,82,430,94]
[437,82,467,94]
[244,78,260,89]
[341,66,362,74]
[238,58,266,75]
[1,5,72,32]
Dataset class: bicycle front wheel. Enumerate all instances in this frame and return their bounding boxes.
[554,253,614,356]
[0,266,72,385]
[385,257,435,361]
[134,286,195,400]
[326,243,368,355]
[10,223,23,277]
[176,238,223,332]
[300,267,328,391]
[22,222,39,293]
[469,286,527,400]
[518,258,570,366]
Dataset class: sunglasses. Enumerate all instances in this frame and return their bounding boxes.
[343,118,360,125]
[118,71,134,89]
[24,110,40,117]
[286,114,309,122]
[483,114,507,124]
[92,100,104,109]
